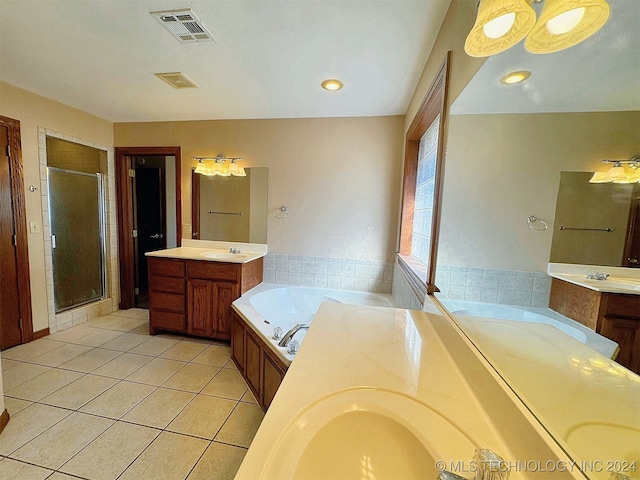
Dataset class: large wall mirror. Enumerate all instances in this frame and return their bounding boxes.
[435,2,639,477]
[191,167,268,243]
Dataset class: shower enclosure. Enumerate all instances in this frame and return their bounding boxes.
[48,167,106,312]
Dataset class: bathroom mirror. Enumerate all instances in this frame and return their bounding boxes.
[191,167,268,243]
[435,2,639,477]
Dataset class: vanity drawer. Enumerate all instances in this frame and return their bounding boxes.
[603,293,640,318]
[149,291,185,313]
[149,275,185,294]
[150,310,185,332]
[148,258,185,278]
[187,260,239,281]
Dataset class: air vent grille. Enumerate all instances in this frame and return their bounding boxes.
[155,72,199,89]
[150,8,215,43]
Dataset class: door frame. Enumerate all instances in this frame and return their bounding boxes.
[115,146,182,309]
[0,115,33,343]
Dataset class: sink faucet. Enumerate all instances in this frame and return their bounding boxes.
[277,324,309,347]
[587,272,609,280]
[229,247,242,254]
[438,449,509,480]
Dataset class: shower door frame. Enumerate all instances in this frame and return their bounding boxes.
[47,167,107,313]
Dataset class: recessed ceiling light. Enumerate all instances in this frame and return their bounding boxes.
[321,79,344,91]
[500,70,532,85]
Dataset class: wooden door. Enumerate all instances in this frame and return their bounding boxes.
[0,124,22,350]
[0,116,32,350]
[623,190,640,267]
[187,279,215,337]
[214,281,238,338]
[599,316,640,374]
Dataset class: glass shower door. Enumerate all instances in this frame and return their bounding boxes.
[48,167,106,312]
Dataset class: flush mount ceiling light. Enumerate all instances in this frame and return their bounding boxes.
[155,72,199,89]
[150,9,215,43]
[465,0,610,57]
[193,154,246,177]
[321,79,344,91]
[589,156,640,184]
[500,70,532,84]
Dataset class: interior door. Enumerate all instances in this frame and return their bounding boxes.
[0,124,23,350]
[134,163,166,306]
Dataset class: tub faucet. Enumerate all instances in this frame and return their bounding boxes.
[587,272,609,280]
[278,324,309,347]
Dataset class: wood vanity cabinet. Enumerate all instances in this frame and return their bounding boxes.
[550,278,640,374]
[148,256,263,341]
[231,311,288,411]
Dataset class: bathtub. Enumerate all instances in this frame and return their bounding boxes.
[232,284,394,363]
[439,299,618,359]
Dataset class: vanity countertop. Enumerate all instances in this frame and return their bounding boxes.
[548,263,640,295]
[235,302,532,479]
[144,239,267,264]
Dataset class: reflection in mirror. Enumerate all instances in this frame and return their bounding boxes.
[435,1,639,477]
[191,167,268,243]
[551,173,639,266]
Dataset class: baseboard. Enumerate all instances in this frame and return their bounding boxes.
[33,328,50,340]
[0,409,9,435]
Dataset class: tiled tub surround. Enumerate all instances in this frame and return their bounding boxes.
[0,309,262,480]
[262,253,394,294]
[435,266,552,308]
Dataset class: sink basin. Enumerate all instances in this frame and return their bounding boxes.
[261,388,478,479]
[564,422,640,480]
[200,251,248,261]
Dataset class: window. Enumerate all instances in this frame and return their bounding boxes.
[398,53,450,295]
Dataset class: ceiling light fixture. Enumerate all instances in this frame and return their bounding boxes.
[465,0,610,57]
[500,70,532,84]
[589,156,640,184]
[321,79,344,91]
[193,154,246,177]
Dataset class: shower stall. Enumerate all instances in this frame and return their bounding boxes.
[47,167,106,312]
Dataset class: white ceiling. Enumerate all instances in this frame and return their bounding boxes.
[0,0,452,122]
[452,0,640,115]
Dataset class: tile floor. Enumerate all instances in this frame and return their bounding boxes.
[0,309,264,480]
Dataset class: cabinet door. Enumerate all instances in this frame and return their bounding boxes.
[599,316,640,374]
[231,313,245,372]
[214,282,239,339]
[245,330,262,398]
[263,351,286,409]
[187,279,215,338]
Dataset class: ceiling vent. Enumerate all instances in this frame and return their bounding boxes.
[155,72,199,89]
[150,8,215,43]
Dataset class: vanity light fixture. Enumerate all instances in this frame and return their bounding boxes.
[589,156,640,184]
[500,70,532,84]
[465,0,610,57]
[321,79,344,91]
[192,154,245,177]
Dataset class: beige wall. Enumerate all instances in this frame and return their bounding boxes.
[0,81,114,332]
[439,111,640,271]
[115,116,404,261]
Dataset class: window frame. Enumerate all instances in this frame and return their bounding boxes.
[398,52,451,296]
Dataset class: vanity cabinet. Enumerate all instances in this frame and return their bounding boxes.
[550,278,640,373]
[231,311,288,411]
[148,257,263,341]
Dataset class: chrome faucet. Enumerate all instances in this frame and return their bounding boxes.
[587,272,609,280]
[277,324,309,347]
[438,449,509,480]
[229,247,242,254]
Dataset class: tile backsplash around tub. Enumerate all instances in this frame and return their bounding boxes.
[263,254,393,294]
[435,266,551,308]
